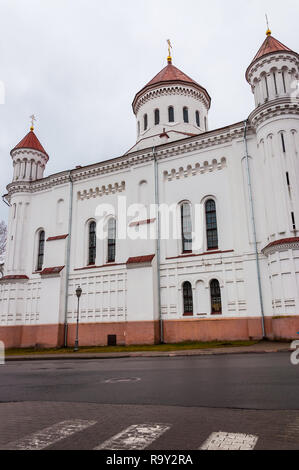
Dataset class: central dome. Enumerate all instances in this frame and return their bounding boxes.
[128,57,211,153]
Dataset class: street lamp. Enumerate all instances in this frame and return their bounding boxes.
[74,285,82,352]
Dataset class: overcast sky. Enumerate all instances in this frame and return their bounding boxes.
[0,0,298,223]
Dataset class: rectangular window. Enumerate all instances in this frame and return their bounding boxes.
[281,134,286,153]
[291,212,296,230]
[273,72,278,95]
[282,72,286,93]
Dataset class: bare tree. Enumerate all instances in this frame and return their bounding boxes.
[0,220,7,264]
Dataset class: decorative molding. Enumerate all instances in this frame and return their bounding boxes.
[77,181,126,201]
[133,84,210,114]
[6,121,247,198]
[246,51,299,83]
[262,237,299,256]
[163,157,227,181]
[249,98,299,129]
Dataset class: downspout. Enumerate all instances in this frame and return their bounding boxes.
[243,119,265,338]
[2,194,10,207]
[153,147,164,343]
[64,171,74,347]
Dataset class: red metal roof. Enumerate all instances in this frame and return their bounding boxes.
[262,237,299,252]
[40,266,65,275]
[0,275,29,281]
[11,130,49,158]
[132,60,211,112]
[126,254,155,264]
[46,234,69,241]
[246,35,295,80]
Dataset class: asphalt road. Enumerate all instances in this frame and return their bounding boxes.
[0,352,299,450]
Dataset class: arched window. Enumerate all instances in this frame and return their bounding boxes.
[107,218,116,263]
[88,221,96,265]
[154,109,160,125]
[183,281,193,315]
[37,230,45,271]
[205,199,218,250]
[183,107,189,123]
[195,110,200,127]
[210,279,222,314]
[181,203,192,253]
[137,121,140,136]
[168,106,174,122]
[143,114,148,131]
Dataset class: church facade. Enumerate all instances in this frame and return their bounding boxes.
[0,30,298,348]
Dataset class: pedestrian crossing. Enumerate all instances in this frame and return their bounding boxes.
[2,420,259,450]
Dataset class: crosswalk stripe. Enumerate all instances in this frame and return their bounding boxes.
[94,423,171,450]
[200,431,258,450]
[4,420,97,450]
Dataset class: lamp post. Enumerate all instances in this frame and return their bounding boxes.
[74,285,82,352]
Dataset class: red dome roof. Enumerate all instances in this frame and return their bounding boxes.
[132,59,211,113]
[11,130,48,158]
[246,34,295,80]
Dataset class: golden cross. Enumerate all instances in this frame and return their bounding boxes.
[265,14,271,36]
[167,39,172,58]
[30,114,36,131]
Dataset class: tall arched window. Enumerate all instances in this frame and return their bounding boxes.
[88,221,96,265]
[154,109,160,125]
[168,106,174,122]
[205,199,218,250]
[195,110,200,127]
[183,107,189,123]
[183,281,193,315]
[37,230,45,271]
[107,218,116,263]
[210,279,222,314]
[181,203,192,253]
[143,114,148,131]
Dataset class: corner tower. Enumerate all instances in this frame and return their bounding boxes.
[10,121,49,182]
[129,48,211,152]
[246,28,299,243]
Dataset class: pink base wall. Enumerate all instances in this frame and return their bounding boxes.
[0,316,298,348]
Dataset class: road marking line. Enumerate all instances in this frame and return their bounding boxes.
[200,431,258,450]
[94,423,171,450]
[4,420,97,450]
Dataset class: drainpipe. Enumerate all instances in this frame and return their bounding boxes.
[64,171,74,347]
[153,147,164,343]
[243,120,266,338]
[2,194,10,207]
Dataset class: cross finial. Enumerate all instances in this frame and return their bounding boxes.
[30,114,36,131]
[265,14,271,36]
[166,39,172,64]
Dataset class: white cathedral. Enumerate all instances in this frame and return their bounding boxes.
[0,29,298,348]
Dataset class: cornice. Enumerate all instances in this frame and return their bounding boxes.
[6,120,248,197]
[133,84,211,115]
[11,147,49,164]
[262,237,299,256]
[246,50,299,83]
[248,97,299,129]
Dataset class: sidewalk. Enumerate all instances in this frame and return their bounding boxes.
[5,341,291,361]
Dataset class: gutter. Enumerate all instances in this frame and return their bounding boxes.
[153,147,164,343]
[243,120,266,338]
[63,171,74,347]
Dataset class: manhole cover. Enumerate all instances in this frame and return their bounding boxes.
[103,377,141,384]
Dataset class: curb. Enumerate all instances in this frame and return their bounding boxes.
[4,347,291,361]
